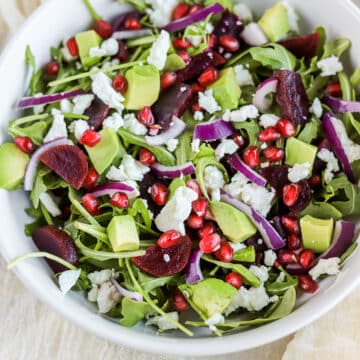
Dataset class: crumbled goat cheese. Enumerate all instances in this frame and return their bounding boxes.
[259,114,280,128]
[155,186,198,235]
[90,38,119,58]
[317,56,344,77]
[146,0,179,27]
[223,109,231,122]
[264,250,277,267]
[234,64,254,87]
[282,1,299,32]
[260,143,268,150]
[68,120,89,141]
[231,242,246,252]
[88,269,114,285]
[39,192,61,217]
[44,109,68,142]
[146,312,179,331]
[229,105,259,122]
[166,139,178,152]
[205,313,225,332]
[317,148,340,183]
[188,35,202,47]
[103,112,124,131]
[96,281,121,314]
[191,138,201,153]
[198,89,221,114]
[310,97,323,119]
[88,286,99,302]
[123,113,148,135]
[234,3,253,22]
[147,30,170,70]
[241,23,268,46]
[309,258,341,280]
[204,166,226,201]
[72,94,94,115]
[58,269,81,295]
[194,111,204,121]
[288,162,311,183]
[215,139,239,160]
[249,265,270,283]
[60,99,73,113]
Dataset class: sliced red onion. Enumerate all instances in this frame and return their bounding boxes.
[323,95,360,113]
[162,3,225,33]
[193,119,234,142]
[112,29,153,40]
[220,190,286,249]
[252,77,278,112]
[110,277,143,302]
[185,249,203,284]
[227,153,267,187]
[24,137,73,191]
[152,162,195,179]
[241,22,268,46]
[91,182,138,199]
[145,116,186,146]
[18,89,85,109]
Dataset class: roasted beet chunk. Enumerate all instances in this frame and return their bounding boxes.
[84,97,110,130]
[132,236,192,277]
[260,165,290,197]
[289,180,312,213]
[274,70,310,126]
[213,10,243,41]
[32,225,78,273]
[139,172,163,216]
[152,83,194,129]
[280,32,320,59]
[39,145,88,190]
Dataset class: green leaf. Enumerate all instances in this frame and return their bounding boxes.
[340,242,358,264]
[8,121,49,146]
[128,198,152,229]
[297,117,321,144]
[24,207,46,236]
[233,120,261,146]
[322,38,351,59]
[265,269,298,296]
[350,68,360,88]
[313,26,327,57]
[120,297,151,327]
[83,0,101,20]
[192,144,215,165]
[168,178,186,199]
[300,201,342,220]
[233,246,256,263]
[137,271,175,292]
[30,168,49,208]
[175,130,193,166]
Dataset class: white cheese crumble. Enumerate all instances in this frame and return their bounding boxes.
[96,281,121,313]
[166,139,178,152]
[44,109,68,142]
[187,35,202,47]
[147,30,170,70]
[229,105,259,122]
[234,64,254,87]
[264,250,277,267]
[317,56,344,77]
[204,166,226,201]
[191,138,201,153]
[198,89,221,114]
[60,99,73,113]
[317,148,340,184]
[90,38,119,58]
[58,269,81,295]
[73,94,94,115]
[223,109,231,122]
[249,265,270,283]
[146,312,179,331]
[309,257,340,280]
[288,162,311,183]
[234,3,253,23]
[145,0,179,28]
[88,269,114,285]
[310,97,323,119]
[282,1,299,32]
[39,192,61,217]
[194,111,204,121]
[68,120,89,141]
[230,242,246,252]
[103,112,124,131]
[215,139,239,160]
[259,114,280,128]
[123,113,148,135]
[204,313,225,332]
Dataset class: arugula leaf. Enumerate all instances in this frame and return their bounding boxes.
[24,207,46,236]
[137,271,175,292]
[175,130,193,165]
[8,121,49,146]
[192,144,215,165]
[301,201,342,220]
[314,26,326,57]
[297,117,321,144]
[120,297,151,327]
[128,198,152,229]
[168,178,186,199]
[351,68,360,88]
[265,269,298,296]
[233,120,261,146]
[322,38,351,59]
[30,166,50,208]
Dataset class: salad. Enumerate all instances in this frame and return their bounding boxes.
[1,0,360,336]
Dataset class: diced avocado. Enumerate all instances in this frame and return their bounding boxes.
[0,143,29,190]
[204,0,233,10]
[179,279,237,318]
[210,201,257,242]
[124,65,160,110]
[85,127,120,174]
[208,68,241,111]
[107,215,139,252]
[258,2,290,42]
[233,246,256,263]
[300,215,334,253]
[164,54,186,72]
[285,137,317,171]
[75,30,102,69]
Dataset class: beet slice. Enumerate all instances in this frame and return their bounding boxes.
[39,145,88,190]
[152,83,194,129]
[139,172,163,217]
[274,70,310,126]
[280,32,320,59]
[131,236,192,277]
[213,10,243,41]
[32,225,78,273]
[84,97,110,130]
[259,165,290,197]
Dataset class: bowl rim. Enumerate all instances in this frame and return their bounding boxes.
[2,0,360,356]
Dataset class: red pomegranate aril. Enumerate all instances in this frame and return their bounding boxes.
[258,127,281,142]
[79,129,101,147]
[214,241,234,263]
[199,233,222,254]
[124,17,142,30]
[262,146,285,162]
[171,289,189,312]
[150,183,169,206]
[66,37,79,57]
[139,148,156,166]
[225,272,243,289]
[309,174,322,187]
[204,209,215,221]
[287,234,301,250]
[299,249,315,268]
[157,230,182,248]
[189,4,203,14]
[187,214,204,229]
[82,167,99,190]
[298,274,318,293]
[186,179,202,197]
[243,146,260,168]
[278,249,298,265]
[110,192,129,209]
[14,136,35,154]
[112,74,128,94]
[94,19,113,39]
[192,83,205,93]
[282,215,300,235]
[207,34,217,49]
[283,183,301,207]
[82,194,101,216]
[173,37,191,50]
[171,3,190,20]
[198,222,217,239]
[161,72,177,90]
[198,67,218,87]
[116,40,129,62]
[192,102,203,112]
[137,106,155,126]
[325,82,342,97]
[178,50,191,64]
[192,198,208,217]
[44,61,59,76]
[218,35,240,53]
[232,133,245,148]
[276,118,296,138]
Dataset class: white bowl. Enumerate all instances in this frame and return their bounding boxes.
[1,0,360,356]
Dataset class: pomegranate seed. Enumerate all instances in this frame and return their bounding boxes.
[173,37,191,50]
[225,272,243,289]
[199,232,222,254]
[112,74,128,94]
[288,234,301,250]
[299,249,315,268]
[79,129,101,147]
[204,209,215,221]
[124,17,142,30]
[218,35,240,53]
[283,183,301,207]
[187,214,204,229]
[198,67,218,87]
[298,274,318,293]
[14,137,34,154]
[44,61,59,76]
[192,198,208,217]
[258,127,281,142]
[191,102,203,112]
[66,37,79,57]
[82,167,99,190]
[82,194,101,216]
[214,241,234,263]
[309,174,322,187]
[186,179,202,197]
[150,183,169,206]
[262,146,284,162]
[161,72,177,90]
[157,230,182,248]
[116,40,129,62]
[278,249,297,265]
[110,192,129,209]
[178,50,191,64]
[137,106,155,126]
[207,34,217,50]
[189,4,203,14]
[171,3,190,20]
[171,289,189,312]
[282,215,300,234]
[232,133,245,148]
[139,148,156,166]
[243,146,260,168]
[192,83,205,93]
[325,82,342,97]
[198,222,217,239]
[94,19,113,39]
[276,118,296,138]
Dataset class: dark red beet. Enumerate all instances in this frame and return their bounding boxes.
[131,236,192,277]
[259,165,290,197]
[213,10,243,41]
[245,233,267,252]
[84,97,110,130]
[280,32,320,59]
[152,83,194,129]
[313,139,331,174]
[274,70,310,126]
[112,11,142,31]
[39,145,88,190]
[289,180,312,213]
[116,40,129,62]
[139,172,163,216]
[32,225,78,273]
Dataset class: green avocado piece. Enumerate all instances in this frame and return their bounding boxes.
[0,143,29,190]
[300,215,334,253]
[124,65,160,110]
[204,0,233,10]
[164,54,186,72]
[210,201,257,242]
[75,30,102,69]
[258,2,290,42]
[208,68,241,111]
[285,137,318,171]
[107,215,139,252]
[233,246,256,263]
[85,127,120,174]
[179,278,237,318]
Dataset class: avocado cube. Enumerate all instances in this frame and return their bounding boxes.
[75,30,102,69]
[285,137,318,171]
[164,54,186,72]
[107,215,139,252]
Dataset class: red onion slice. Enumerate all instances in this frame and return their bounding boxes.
[185,249,203,284]
[91,182,138,199]
[323,95,360,113]
[151,162,195,179]
[241,23,268,46]
[252,77,278,112]
[110,277,143,302]
[193,119,235,142]
[112,29,153,40]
